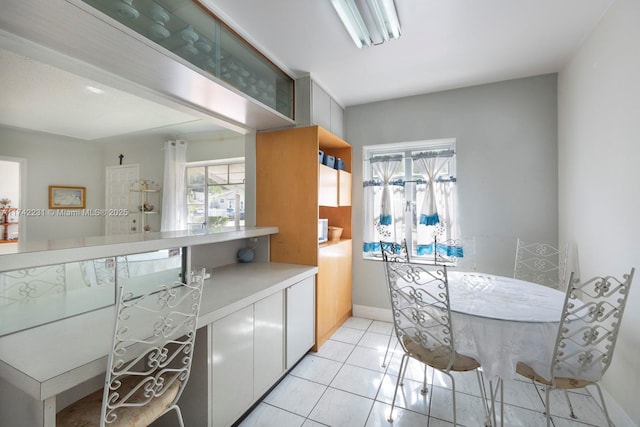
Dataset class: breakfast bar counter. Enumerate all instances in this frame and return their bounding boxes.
[0,226,318,427]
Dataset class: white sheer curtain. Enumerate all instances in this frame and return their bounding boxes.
[161,140,188,232]
[363,155,403,255]
[412,150,461,258]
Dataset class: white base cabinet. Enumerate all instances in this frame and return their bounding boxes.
[211,305,255,427]
[253,292,285,399]
[211,292,284,427]
[169,265,316,427]
[286,276,315,369]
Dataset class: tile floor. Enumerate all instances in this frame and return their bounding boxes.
[238,317,628,427]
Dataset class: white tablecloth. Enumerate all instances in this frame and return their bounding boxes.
[445,272,566,380]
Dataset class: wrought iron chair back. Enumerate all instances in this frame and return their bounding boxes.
[551,268,634,383]
[516,268,634,426]
[384,253,456,370]
[0,264,66,305]
[56,269,205,427]
[514,239,568,289]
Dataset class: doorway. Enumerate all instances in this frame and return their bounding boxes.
[0,157,25,243]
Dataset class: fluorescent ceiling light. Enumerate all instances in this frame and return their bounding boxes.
[330,0,372,48]
[331,0,400,48]
[366,0,401,41]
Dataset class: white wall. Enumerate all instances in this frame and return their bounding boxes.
[346,74,558,310]
[558,0,640,423]
[0,126,247,242]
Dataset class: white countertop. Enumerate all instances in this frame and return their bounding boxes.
[0,226,278,271]
[0,261,317,400]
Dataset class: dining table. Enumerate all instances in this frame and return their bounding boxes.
[444,271,566,382]
[437,270,567,426]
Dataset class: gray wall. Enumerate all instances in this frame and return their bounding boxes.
[0,126,104,241]
[346,74,558,311]
[558,0,640,422]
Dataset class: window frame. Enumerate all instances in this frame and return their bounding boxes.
[362,138,457,262]
[185,157,245,229]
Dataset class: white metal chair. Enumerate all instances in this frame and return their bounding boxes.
[56,269,205,427]
[513,238,568,289]
[379,240,409,368]
[382,247,489,425]
[515,268,635,426]
[380,238,476,368]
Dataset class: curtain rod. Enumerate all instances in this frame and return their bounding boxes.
[367,150,455,162]
[363,177,457,187]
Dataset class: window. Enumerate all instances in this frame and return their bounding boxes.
[362,139,462,264]
[186,158,245,229]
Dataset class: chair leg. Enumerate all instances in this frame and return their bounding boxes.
[474,370,492,427]
[545,386,552,427]
[381,332,393,368]
[593,383,615,427]
[421,364,428,395]
[487,378,504,427]
[563,390,577,419]
[443,371,457,426]
[165,405,185,427]
[389,353,409,422]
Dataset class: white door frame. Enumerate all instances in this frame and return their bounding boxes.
[0,156,27,242]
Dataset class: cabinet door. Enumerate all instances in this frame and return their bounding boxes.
[316,246,338,347]
[286,276,315,369]
[254,292,284,398]
[318,164,338,207]
[338,170,351,206]
[212,305,254,427]
[312,81,331,131]
[330,98,344,138]
[334,241,353,322]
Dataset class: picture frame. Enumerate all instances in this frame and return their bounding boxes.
[49,185,86,209]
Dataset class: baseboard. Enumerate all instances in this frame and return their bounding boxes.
[352,304,392,322]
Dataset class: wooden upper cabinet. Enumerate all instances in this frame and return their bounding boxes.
[319,165,351,207]
[338,170,351,207]
[319,164,338,207]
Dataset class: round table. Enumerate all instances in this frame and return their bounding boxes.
[445,271,566,380]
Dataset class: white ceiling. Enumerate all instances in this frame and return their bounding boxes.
[206,0,615,107]
[0,0,615,140]
[0,47,229,141]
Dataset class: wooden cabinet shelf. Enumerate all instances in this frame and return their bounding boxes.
[256,125,352,350]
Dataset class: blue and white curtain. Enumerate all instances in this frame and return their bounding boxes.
[363,155,403,255]
[412,150,462,258]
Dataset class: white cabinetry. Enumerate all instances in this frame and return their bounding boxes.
[295,76,345,138]
[211,305,254,427]
[212,291,285,427]
[253,292,285,397]
[286,276,315,369]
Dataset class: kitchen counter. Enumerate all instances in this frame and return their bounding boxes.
[0,261,316,427]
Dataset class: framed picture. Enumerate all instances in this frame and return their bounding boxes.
[49,185,86,209]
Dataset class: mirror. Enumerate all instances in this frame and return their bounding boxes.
[0,248,184,336]
[0,39,245,244]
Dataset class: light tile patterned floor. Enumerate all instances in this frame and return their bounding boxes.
[238,317,629,427]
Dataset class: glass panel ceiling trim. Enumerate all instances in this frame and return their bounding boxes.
[80,0,294,119]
